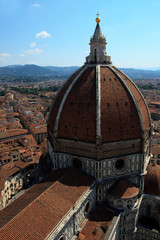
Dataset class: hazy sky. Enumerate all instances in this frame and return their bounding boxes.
[0,0,160,68]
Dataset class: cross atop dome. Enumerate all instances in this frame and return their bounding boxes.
[86,15,111,64]
[96,13,100,24]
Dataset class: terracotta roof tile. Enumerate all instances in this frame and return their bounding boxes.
[144,163,160,196]
[151,145,160,155]
[0,168,94,240]
[100,67,141,142]
[112,66,150,131]
[48,65,150,144]
[108,179,139,199]
[77,206,115,240]
[0,129,28,141]
[48,66,85,133]
[0,169,67,229]
[57,67,96,142]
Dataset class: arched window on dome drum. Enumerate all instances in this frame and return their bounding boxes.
[73,158,82,169]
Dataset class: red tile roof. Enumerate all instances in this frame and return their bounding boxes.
[77,206,115,240]
[0,129,28,141]
[100,67,141,142]
[0,169,67,229]
[57,67,96,142]
[108,179,139,199]
[144,163,160,196]
[151,145,160,155]
[112,66,150,131]
[0,168,94,240]
[48,66,85,134]
[48,65,150,144]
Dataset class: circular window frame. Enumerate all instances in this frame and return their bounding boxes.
[113,158,130,174]
[58,235,66,240]
[115,159,125,170]
[84,200,90,215]
[72,157,83,169]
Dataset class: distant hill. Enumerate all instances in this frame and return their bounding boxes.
[0,65,53,77]
[0,64,160,80]
[45,66,79,75]
[120,68,160,80]
[0,65,79,78]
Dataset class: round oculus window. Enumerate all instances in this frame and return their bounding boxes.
[115,159,125,169]
[114,158,130,174]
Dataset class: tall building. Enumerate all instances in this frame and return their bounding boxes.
[1,15,160,240]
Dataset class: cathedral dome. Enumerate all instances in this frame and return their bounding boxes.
[48,65,150,143]
[48,17,151,160]
[144,163,160,196]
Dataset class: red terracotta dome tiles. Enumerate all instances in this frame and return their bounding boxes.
[48,66,85,132]
[57,67,97,142]
[112,66,150,131]
[100,67,141,142]
[48,64,150,144]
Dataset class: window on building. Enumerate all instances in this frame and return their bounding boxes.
[84,201,90,215]
[146,205,151,217]
[58,235,65,240]
[94,49,97,61]
[73,158,82,169]
[99,172,102,178]
[115,159,125,169]
[96,162,98,169]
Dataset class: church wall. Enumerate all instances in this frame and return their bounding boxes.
[103,214,121,240]
[48,139,146,180]
[47,128,143,160]
[136,226,160,240]
[48,138,148,204]
[121,207,139,239]
[139,194,160,225]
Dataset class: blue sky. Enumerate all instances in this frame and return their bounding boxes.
[0,0,160,68]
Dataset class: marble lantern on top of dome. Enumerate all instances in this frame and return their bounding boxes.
[86,14,111,64]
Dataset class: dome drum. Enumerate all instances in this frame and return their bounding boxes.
[48,128,143,161]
